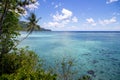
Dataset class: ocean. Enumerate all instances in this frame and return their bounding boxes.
[19,31,120,80]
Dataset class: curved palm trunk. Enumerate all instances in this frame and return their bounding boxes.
[8,13,40,53]
[15,28,33,48]
[20,27,34,41]
[7,28,34,53]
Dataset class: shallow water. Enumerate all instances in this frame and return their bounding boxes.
[19,31,120,80]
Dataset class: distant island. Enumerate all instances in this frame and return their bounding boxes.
[19,21,51,31]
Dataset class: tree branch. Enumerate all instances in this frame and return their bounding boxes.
[0,0,8,35]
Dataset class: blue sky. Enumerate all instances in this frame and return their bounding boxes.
[25,0,120,31]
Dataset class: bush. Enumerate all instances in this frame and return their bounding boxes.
[78,75,91,80]
[0,48,56,80]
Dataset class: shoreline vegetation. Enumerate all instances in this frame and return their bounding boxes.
[19,21,52,31]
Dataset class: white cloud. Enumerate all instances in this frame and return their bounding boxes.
[55,5,59,8]
[113,12,120,16]
[86,18,96,26]
[15,1,40,16]
[25,1,39,10]
[62,8,72,18]
[54,3,61,8]
[86,18,94,23]
[53,8,72,21]
[72,16,78,22]
[47,22,60,27]
[43,8,79,30]
[85,17,117,26]
[106,0,118,4]
[15,6,27,16]
[44,19,70,28]
[99,17,117,25]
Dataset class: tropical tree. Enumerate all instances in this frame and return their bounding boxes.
[0,10,20,54]
[0,0,40,54]
[21,13,41,41]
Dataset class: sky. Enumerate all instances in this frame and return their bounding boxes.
[23,0,120,31]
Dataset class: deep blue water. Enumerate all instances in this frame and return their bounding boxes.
[19,31,120,80]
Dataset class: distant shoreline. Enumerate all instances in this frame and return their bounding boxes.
[50,31,120,33]
[20,31,120,33]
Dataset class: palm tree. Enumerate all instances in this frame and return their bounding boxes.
[22,13,41,40]
[12,13,40,50]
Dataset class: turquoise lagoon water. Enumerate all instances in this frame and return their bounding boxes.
[19,31,120,80]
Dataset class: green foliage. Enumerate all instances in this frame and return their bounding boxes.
[20,13,41,41]
[46,57,92,80]
[26,13,41,33]
[0,11,20,54]
[78,75,91,80]
[0,48,56,80]
[48,57,79,80]
[0,0,40,54]
[0,0,56,79]
[59,58,76,80]
[19,21,51,31]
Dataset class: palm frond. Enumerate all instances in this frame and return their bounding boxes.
[35,25,41,30]
[36,17,41,23]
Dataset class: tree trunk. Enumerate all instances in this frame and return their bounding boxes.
[0,0,9,54]
[0,0,8,35]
